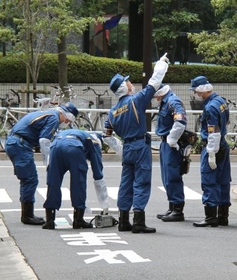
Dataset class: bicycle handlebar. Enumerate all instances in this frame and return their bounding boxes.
[82,86,109,97]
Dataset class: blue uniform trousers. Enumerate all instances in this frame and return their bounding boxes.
[201,142,231,207]
[117,139,152,211]
[43,138,88,210]
[5,136,38,203]
[160,141,184,204]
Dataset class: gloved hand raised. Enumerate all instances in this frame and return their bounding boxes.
[159,52,169,63]
[208,153,217,169]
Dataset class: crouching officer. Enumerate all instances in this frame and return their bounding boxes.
[154,84,187,222]
[5,102,78,225]
[190,76,231,227]
[42,130,109,230]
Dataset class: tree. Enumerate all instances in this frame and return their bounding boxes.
[188,0,237,66]
[152,0,200,64]
[0,0,113,93]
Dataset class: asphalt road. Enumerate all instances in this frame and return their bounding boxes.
[1,155,237,280]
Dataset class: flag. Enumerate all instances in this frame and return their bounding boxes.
[104,13,122,30]
[92,14,123,56]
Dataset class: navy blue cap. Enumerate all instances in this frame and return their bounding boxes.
[59,102,79,118]
[110,73,130,93]
[190,76,209,90]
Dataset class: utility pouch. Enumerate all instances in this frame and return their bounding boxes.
[180,145,192,175]
[145,132,151,145]
[179,130,198,147]
[215,145,226,161]
[180,157,191,175]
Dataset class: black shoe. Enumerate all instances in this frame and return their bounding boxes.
[132,210,156,234]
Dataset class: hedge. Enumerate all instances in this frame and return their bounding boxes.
[0,53,237,83]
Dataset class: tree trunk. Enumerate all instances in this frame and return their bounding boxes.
[57,35,68,97]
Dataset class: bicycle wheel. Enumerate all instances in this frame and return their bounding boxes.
[150,113,160,151]
[74,115,93,131]
[226,117,237,149]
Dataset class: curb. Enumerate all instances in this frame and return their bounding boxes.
[0,212,38,280]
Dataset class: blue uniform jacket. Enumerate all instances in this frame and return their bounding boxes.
[10,110,60,146]
[104,84,156,139]
[200,93,229,140]
[156,90,187,136]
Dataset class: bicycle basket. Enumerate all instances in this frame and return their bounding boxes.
[72,97,90,108]
[96,97,112,109]
[0,91,20,108]
[190,100,203,110]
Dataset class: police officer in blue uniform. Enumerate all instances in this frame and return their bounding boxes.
[190,76,231,227]
[42,130,109,230]
[103,53,169,233]
[154,84,187,222]
[5,102,78,225]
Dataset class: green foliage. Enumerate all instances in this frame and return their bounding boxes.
[188,0,237,66]
[191,136,202,154]
[2,53,237,84]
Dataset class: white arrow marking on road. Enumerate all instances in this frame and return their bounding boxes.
[158,186,202,200]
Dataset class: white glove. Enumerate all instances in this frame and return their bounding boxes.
[208,153,217,169]
[39,138,51,166]
[148,56,169,90]
[167,138,180,151]
[103,135,123,157]
[167,122,186,151]
[159,52,169,63]
[206,132,221,153]
[94,178,109,210]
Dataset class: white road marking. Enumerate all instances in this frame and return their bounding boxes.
[158,186,202,200]
[0,189,13,202]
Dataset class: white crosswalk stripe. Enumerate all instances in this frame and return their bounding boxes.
[0,186,202,204]
[0,189,13,203]
[37,188,71,200]
[158,186,202,200]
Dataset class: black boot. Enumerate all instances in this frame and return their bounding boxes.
[73,209,93,229]
[118,210,132,231]
[21,202,45,225]
[218,205,229,226]
[132,210,156,233]
[156,202,173,219]
[42,209,56,230]
[193,206,218,227]
[161,203,185,222]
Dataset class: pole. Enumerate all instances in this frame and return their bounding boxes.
[142,0,152,130]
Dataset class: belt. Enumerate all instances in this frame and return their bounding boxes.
[124,135,145,143]
[161,135,167,142]
[57,135,81,141]
[10,133,30,145]
[11,133,24,141]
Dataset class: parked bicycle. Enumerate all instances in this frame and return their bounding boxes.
[0,89,27,150]
[81,86,111,131]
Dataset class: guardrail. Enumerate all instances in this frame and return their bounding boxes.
[1,107,237,136]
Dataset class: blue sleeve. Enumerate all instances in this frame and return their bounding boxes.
[84,138,104,180]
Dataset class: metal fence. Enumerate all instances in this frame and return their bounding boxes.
[0,82,237,132]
